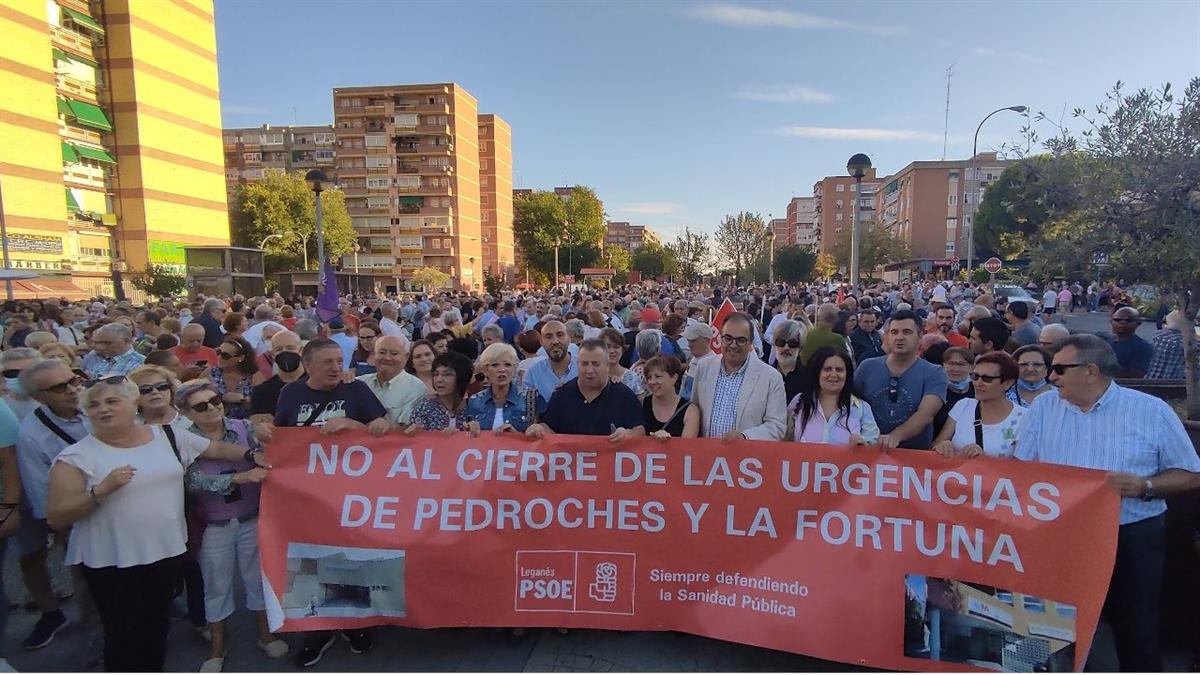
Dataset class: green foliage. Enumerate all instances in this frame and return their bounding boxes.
[128,264,186,299]
[971,268,991,284]
[229,170,356,273]
[603,245,631,274]
[666,228,713,282]
[411,266,451,291]
[483,268,503,296]
[631,242,678,279]
[814,252,837,280]
[513,186,607,279]
[830,225,913,275]
[974,155,1093,260]
[773,245,817,283]
[714,212,768,285]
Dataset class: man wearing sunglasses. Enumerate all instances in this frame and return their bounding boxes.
[13,360,88,650]
[1015,334,1200,671]
[1098,306,1153,379]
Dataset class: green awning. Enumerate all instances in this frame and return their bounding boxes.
[399,196,424,206]
[66,189,80,213]
[72,144,115,164]
[60,6,104,34]
[64,99,111,131]
[61,141,78,163]
[56,98,71,118]
[52,47,98,68]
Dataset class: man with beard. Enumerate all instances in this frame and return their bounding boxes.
[249,330,305,426]
[357,336,426,425]
[523,320,578,416]
[932,305,969,348]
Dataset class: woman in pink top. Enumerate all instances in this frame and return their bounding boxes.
[1057,286,1073,315]
[787,347,880,445]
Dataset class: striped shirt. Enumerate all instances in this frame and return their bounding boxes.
[707,358,749,438]
[81,348,146,379]
[1014,382,1200,525]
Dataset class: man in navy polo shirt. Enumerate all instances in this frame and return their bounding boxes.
[525,338,644,441]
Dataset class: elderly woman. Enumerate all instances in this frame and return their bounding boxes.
[1011,345,1053,407]
[209,335,256,419]
[405,352,473,433]
[130,364,188,433]
[221,312,247,338]
[480,323,505,349]
[631,328,663,384]
[933,352,1025,459]
[464,343,530,435]
[39,342,78,370]
[176,380,285,670]
[45,375,268,672]
[772,319,808,403]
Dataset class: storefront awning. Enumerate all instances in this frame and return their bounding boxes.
[9,278,90,301]
[60,6,104,34]
[64,99,112,131]
[72,143,115,164]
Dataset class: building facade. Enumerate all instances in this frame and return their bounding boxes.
[605,221,658,255]
[333,83,484,291]
[786,196,817,249]
[477,114,513,281]
[874,152,1015,264]
[769,217,793,247]
[222,124,336,205]
[812,170,878,254]
[1,0,229,296]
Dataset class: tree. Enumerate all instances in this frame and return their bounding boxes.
[714,211,768,285]
[830,225,913,278]
[411,266,451,291]
[603,245,631,275]
[483,268,503,296]
[773,245,817,283]
[666,228,713,283]
[631,242,677,279]
[128,264,186,299]
[974,154,1093,260]
[229,170,356,274]
[814,252,838,280]
[513,186,606,280]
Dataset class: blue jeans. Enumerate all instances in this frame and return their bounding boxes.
[1089,514,1164,671]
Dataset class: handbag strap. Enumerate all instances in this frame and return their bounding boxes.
[35,408,77,445]
[162,424,182,466]
[973,400,985,448]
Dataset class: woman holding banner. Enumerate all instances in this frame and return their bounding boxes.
[932,351,1024,459]
[177,379,286,671]
[787,347,878,445]
[405,352,473,433]
[642,355,691,438]
[464,343,531,434]
[45,375,268,672]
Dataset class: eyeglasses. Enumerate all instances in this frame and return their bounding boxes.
[969,372,1004,383]
[137,382,173,395]
[720,334,750,347]
[41,376,83,394]
[189,397,223,413]
[773,338,801,349]
[1050,363,1086,376]
[1,369,21,379]
[887,376,899,402]
[359,334,377,340]
[83,375,127,389]
[1018,361,1046,369]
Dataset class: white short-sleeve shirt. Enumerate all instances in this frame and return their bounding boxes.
[947,398,1025,458]
[55,425,210,568]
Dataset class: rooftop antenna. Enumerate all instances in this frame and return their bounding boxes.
[942,64,954,160]
[293,107,297,125]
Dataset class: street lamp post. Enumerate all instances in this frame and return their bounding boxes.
[766,226,776,286]
[846,153,872,289]
[352,242,361,296]
[258,233,283,250]
[966,106,1026,274]
[304,169,329,270]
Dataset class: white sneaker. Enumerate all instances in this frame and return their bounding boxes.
[199,656,223,672]
[258,638,289,659]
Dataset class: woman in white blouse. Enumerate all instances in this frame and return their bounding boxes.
[932,352,1026,459]
[45,375,268,672]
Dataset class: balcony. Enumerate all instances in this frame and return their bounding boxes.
[395,144,420,155]
[56,74,98,102]
[366,145,390,155]
[63,164,106,189]
[397,164,420,174]
[338,145,365,157]
[414,103,451,115]
[427,143,454,155]
[338,165,366,177]
[366,165,390,174]
[416,184,452,196]
[414,124,451,135]
[60,124,102,146]
[363,102,391,115]
[421,206,453,216]
[315,154,335,165]
[420,164,453,175]
[398,204,421,214]
[347,206,370,216]
[366,182,390,193]
[51,26,93,56]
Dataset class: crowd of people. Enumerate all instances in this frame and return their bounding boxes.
[0,274,1195,672]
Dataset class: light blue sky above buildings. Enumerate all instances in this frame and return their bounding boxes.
[214,0,1200,242]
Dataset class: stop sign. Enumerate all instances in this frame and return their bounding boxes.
[983,257,1003,274]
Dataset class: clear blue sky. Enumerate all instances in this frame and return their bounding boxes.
[214,0,1200,243]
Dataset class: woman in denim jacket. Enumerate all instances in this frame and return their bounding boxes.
[464,343,531,435]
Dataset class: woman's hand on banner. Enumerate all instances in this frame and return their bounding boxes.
[849,434,867,446]
[466,421,482,437]
[234,467,268,485]
[494,423,515,435]
[959,444,983,459]
[525,423,547,439]
[933,440,955,457]
[403,423,425,436]
[650,430,671,441]
[878,434,901,449]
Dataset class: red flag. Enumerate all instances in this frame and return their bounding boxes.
[836,286,846,305]
[709,297,735,354]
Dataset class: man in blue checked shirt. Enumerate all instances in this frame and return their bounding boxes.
[1015,334,1200,672]
[80,323,145,379]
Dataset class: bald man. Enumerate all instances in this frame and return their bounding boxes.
[250,330,305,424]
[171,323,219,368]
[1101,307,1153,378]
[357,335,424,425]
[1037,323,1071,351]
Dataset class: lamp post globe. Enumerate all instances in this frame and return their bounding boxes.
[846,153,872,288]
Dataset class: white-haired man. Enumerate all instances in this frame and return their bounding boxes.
[80,324,145,378]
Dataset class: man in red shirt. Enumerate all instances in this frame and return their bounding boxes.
[171,323,219,368]
[932,305,969,348]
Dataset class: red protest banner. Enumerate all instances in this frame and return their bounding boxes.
[259,430,1118,672]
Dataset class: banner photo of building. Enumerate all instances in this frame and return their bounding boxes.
[259,430,1119,671]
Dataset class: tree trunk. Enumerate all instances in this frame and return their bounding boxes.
[1183,283,1200,421]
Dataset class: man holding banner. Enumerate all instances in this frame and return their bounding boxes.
[686,312,786,441]
[526,338,643,440]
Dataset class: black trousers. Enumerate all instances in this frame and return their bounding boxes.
[1090,514,1165,672]
[82,554,183,672]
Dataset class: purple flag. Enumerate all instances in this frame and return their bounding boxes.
[315,258,340,322]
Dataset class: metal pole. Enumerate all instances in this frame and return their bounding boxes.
[966,106,1023,274]
[314,189,326,270]
[850,176,862,288]
[0,179,12,300]
[768,234,775,285]
[554,242,560,292]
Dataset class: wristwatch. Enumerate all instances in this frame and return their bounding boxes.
[1140,478,1155,502]
[243,448,263,464]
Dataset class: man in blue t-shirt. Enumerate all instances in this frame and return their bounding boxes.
[1099,307,1154,379]
[496,301,523,345]
[853,310,948,449]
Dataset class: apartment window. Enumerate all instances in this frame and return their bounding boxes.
[994,591,1013,605]
[835,213,843,222]
[481,194,489,204]
[351,98,362,107]
[835,184,845,192]
[945,241,956,254]
[428,157,449,167]
[313,133,335,144]
[365,134,389,148]
[860,199,872,208]
[314,149,334,161]
[482,211,489,221]
[366,156,391,168]
[481,177,490,187]
[263,133,284,145]
[948,194,958,206]
[946,217,958,229]
[481,159,489,170]
[224,169,239,180]
[1022,596,1046,613]
[1055,603,1077,618]
[339,98,351,108]
[835,199,843,209]
[948,170,959,180]
[242,152,261,161]
[367,177,390,189]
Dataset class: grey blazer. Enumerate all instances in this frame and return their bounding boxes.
[691,355,787,441]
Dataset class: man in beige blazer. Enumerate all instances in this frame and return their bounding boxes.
[687,312,786,441]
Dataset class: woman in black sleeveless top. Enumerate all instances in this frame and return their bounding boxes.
[641,355,688,438]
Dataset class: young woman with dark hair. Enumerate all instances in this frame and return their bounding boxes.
[787,346,879,445]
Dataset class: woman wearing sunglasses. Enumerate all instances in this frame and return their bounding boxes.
[130,365,189,432]
[932,352,1025,459]
[45,375,269,672]
[771,320,808,404]
[209,335,256,420]
[176,380,286,671]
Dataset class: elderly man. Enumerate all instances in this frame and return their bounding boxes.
[1015,335,1200,671]
[2,348,43,421]
[133,311,166,355]
[80,324,145,379]
[849,308,884,364]
[687,312,786,441]
[378,302,412,348]
[679,323,715,402]
[524,320,578,415]
[242,303,285,355]
[171,323,219,369]
[526,339,643,439]
[1100,307,1154,378]
[357,335,426,425]
[1037,322,1071,352]
[14,360,86,649]
[196,298,227,348]
[250,330,305,425]
[1146,310,1194,379]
